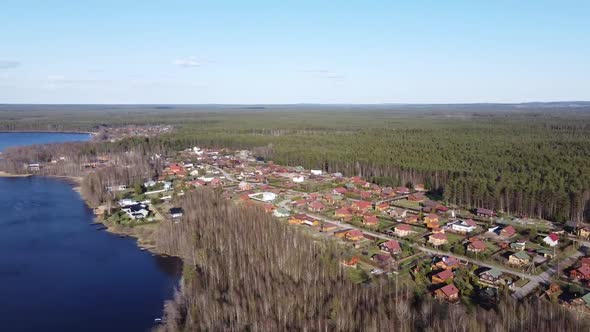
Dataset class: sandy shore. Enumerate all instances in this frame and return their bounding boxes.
[0,171,32,177]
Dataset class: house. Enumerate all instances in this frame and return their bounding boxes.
[334,207,353,219]
[432,269,454,284]
[429,233,448,246]
[273,208,290,218]
[289,214,307,225]
[121,203,149,220]
[581,257,590,268]
[332,187,348,195]
[424,214,439,224]
[380,239,402,254]
[510,239,527,251]
[426,220,440,230]
[570,266,590,282]
[543,233,559,247]
[394,187,411,195]
[169,207,184,219]
[433,256,461,270]
[324,194,336,204]
[167,163,186,177]
[321,222,338,232]
[360,191,372,200]
[107,184,127,192]
[238,181,252,191]
[509,251,531,266]
[578,227,590,239]
[352,200,373,211]
[388,208,407,219]
[467,239,487,253]
[376,202,389,211]
[334,229,352,238]
[414,183,426,191]
[249,192,277,202]
[372,253,393,268]
[308,201,326,212]
[451,220,477,234]
[434,284,460,302]
[363,214,379,227]
[310,169,323,176]
[292,176,305,183]
[479,268,504,287]
[394,224,415,237]
[476,208,495,218]
[408,193,426,202]
[144,180,157,188]
[500,225,516,238]
[345,230,364,242]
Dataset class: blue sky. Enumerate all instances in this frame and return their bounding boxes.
[1,0,589,104]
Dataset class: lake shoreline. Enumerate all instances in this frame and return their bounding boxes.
[0,130,96,136]
[0,171,32,177]
[0,170,170,257]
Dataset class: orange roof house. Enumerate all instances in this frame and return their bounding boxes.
[429,233,448,246]
[394,224,415,237]
[432,269,454,284]
[345,230,364,242]
[434,284,460,302]
[363,214,379,227]
[424,214,439,224]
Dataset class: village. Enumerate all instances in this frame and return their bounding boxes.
[27,145,590,312]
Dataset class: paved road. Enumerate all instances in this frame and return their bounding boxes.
[207,164,238,182]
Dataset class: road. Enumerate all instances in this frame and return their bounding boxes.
[207,164,238,182]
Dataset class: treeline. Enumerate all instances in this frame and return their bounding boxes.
[0,141,162,207]
[153,189,588,331]
[145,115,590,222]
[2,108,589,222]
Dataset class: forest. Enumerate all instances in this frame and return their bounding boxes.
[152,189,589,331]
[1,103,589,222]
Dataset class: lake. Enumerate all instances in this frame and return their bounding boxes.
[0,133,181,332]
[0,132,92,152]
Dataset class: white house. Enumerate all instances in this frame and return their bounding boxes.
[543,233,559,247]
[144,180,157,188]
[121,203,149,220]
[249,192,277,202]
[311,170,323,176]
[450,220,477,233]
[292,176,305,183]
[118,199,138,207]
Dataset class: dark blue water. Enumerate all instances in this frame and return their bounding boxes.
[0,134,181,332]
[0,132,91,152]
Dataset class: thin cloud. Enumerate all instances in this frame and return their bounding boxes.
[174,56,204,67]
[0,60,20,69]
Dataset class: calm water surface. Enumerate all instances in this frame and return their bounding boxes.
[0,132,91,151]
[0,133,181,332]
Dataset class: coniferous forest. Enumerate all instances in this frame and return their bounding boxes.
[2,104,587,222]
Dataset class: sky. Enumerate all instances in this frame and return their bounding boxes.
[1,0,589,104]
